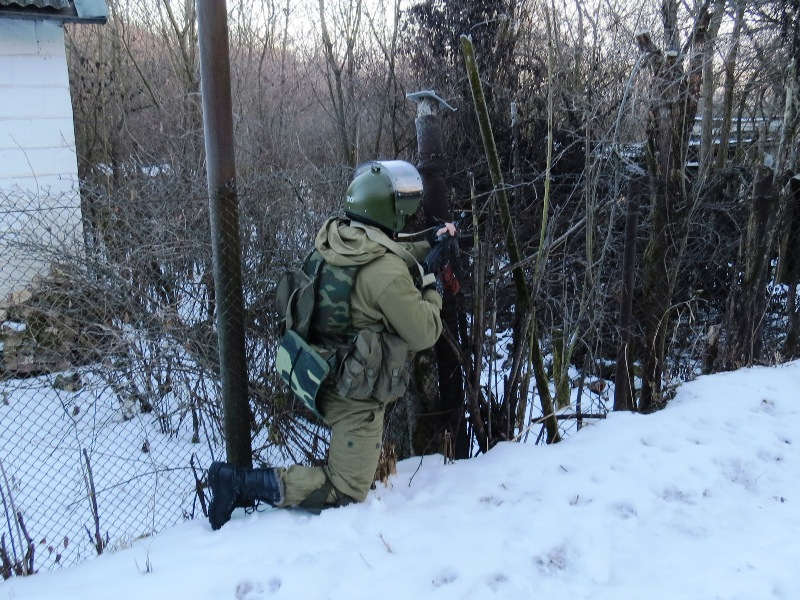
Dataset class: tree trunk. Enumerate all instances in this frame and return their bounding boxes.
[780,177,800,358]
[461,35,561,443]
[636,5,713,412]
[715,0,745,170]
[722,30,800,366]
[699,0,726,176]
[722,169,777,367]
[786,281,799,358]
[410,95,469,458]
[318,0,362,165]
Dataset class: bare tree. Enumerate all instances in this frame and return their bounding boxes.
[317,0,363,165]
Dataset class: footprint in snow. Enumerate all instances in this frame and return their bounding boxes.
[234,578,281,599]
[235,580,263,600]
[487,573,509,591]
[611,502,638,520]
[533,544,570,574]
[759,398,777,415]
[432,568,458,588]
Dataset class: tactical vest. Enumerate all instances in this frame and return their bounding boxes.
[301,249,412,404]
[276,225,422,411]
[302,250,361,353]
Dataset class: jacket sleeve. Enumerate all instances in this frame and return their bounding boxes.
[353,254,443,351]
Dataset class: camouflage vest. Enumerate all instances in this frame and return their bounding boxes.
[302,250,361,352]
[303,248,414,404]
[276,229,418,410]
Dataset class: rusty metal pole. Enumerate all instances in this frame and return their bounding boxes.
[614,171,643,412]
[407,90,469,458]
[407,91,455,224]
[198,1,251,468]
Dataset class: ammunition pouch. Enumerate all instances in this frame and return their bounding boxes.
[336,329,409,403]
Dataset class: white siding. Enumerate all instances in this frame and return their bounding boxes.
[0,18,83,302]
[0,145,80,179]
[0,84,75,120]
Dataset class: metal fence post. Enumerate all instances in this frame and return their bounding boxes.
[197,0,251,467]
[614,170,643,412]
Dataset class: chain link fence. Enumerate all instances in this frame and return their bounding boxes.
[0,170,347,574]
[1,168,616,577]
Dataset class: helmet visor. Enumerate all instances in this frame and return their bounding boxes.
[380,160,423,216]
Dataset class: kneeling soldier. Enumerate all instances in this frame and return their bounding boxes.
[208,160,454,529]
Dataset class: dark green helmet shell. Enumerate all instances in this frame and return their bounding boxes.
[344,160,423,232]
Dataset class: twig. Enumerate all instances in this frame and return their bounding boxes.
[513,412,607,442]
[378,533,394,554]
[190,454,208,518]
[82,449,105,555]
[1,534,12,579]
[16,512,34,575]
[408,455,425,487]
[0,457,26,574]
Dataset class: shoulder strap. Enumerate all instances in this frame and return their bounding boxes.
[349,222,436,288]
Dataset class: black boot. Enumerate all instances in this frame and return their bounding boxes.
[207,462,284,530]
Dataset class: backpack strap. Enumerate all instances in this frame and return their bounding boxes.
[349,222,436,288]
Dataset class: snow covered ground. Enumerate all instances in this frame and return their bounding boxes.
[3,360,799,600]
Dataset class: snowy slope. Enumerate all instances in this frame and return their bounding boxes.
[3,361,799,600]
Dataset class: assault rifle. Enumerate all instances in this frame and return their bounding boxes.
[422,233,471,294]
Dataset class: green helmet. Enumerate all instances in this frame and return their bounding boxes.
[344,160,424,232]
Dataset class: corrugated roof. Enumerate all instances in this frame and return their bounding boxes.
[0,0,106,23]
[0,0,70,9]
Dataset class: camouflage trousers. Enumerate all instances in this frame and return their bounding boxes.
[275,386,385,509]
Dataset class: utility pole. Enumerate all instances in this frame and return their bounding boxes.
[198,1,251,468]
[407,90,469,458]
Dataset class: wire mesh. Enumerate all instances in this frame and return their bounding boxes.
[0,173,342,575]
[0,185,214,572]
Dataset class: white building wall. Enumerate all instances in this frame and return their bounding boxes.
[0,18,83,302]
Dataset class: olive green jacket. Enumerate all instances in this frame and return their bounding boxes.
[314,217,443,352]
